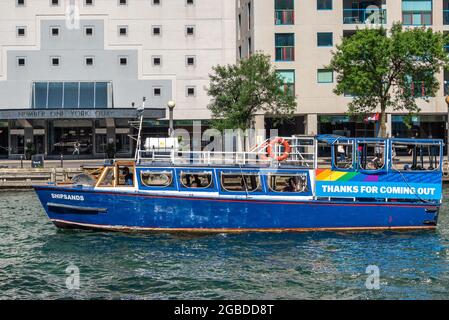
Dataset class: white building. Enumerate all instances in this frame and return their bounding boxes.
[0,0,236,159]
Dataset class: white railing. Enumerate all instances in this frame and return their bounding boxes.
[136,136,317,168]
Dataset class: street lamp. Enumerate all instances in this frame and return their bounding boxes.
[446,96,449,162]
[167,100,176,136]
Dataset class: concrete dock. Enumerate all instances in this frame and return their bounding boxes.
[0,159,106,189]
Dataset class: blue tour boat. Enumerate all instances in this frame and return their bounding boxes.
[33,121,444,233]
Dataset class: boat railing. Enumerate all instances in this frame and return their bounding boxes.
[136,136,317,168]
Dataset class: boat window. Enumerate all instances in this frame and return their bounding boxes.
[268,174,308,193]
[333,143,353,169]
[392,142,441,171]
[117,165,134,187]
[140,171,173,188]
[358,141,386,170]
[220,173,262,192]
[180,172,213,189]
[97,167,114,187]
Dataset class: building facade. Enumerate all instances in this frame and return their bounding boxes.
[0,0,235,159]
[236,0,449,142]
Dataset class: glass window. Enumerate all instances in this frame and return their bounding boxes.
[98,167,115,187]
[64,82,79,108]
[317,0,332,10]
[95,82,108,108]
[79,82,95,108]
[275,33,295,61]
[358,141,386,170]
[275,33,294,47]
[402,0,432,25]
[402,0,432,11]
[317,69,333,83]
[275,0,294,25]
[32,81,110,109]
[34,82,48,109]
[180,172,214,189]
[392,141,441,171]
[317,32,333,47]
[118,165,134,187]
[116,133,130,154]
[140,171,173,187]
[277,70,295,96]
[268,174,308,193]
[95,134,107,154]
[333,142,354,169]
[220,173,261,192]
[47,82,63,108]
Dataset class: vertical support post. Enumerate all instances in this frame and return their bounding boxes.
[446,96,449,162]
[167,101,176,137]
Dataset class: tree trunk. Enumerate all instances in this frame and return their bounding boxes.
[378,105,387,138]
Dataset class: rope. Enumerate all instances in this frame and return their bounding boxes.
[392,168,432,204]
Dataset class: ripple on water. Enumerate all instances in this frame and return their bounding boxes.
[1,190,449,299]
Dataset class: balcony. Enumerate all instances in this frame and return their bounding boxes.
[343,8,386,24]
[275,9,294,25]
[275,46,295,61]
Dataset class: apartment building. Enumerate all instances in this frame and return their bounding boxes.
[0,0,235,159]
[236,0,449,142]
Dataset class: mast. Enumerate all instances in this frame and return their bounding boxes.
[134,97,146,162]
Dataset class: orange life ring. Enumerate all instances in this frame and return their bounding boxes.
[267,138,291,162]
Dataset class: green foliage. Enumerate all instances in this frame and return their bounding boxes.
[328,23,449,137]
[207,53,297,131]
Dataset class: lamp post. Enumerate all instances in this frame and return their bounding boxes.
[446,96,449,162]
[167,100,176,136]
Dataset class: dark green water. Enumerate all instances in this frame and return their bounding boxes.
[1,189,449,300]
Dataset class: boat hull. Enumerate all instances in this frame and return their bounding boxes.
[33,186,440,233]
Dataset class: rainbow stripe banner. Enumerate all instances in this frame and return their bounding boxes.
[315,169,441,200]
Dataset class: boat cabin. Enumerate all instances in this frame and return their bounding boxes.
[76,135,443,203]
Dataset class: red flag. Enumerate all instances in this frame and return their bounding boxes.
[364,113,379,122]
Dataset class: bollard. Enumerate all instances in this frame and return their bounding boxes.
[60,154,63,168]
[20,154,23,169]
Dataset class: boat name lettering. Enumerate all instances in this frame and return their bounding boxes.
[51,193,85,201]
[320,185,436,196]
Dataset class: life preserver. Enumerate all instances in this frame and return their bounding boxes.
[267,138,291,162]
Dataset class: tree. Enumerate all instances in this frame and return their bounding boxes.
[207,53,297,131]
[328,23,449,137]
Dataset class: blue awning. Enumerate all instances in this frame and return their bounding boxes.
[316,134,347,145]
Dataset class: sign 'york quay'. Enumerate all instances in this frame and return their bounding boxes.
[0,108,165,119]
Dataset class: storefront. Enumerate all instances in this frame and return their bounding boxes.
[0,108,165,159]
[318,115,376,138]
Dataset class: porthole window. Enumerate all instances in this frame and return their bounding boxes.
[140,171,173,187]
[267,174,308,193]
[220,173,261,192]
[180,172,213,189]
